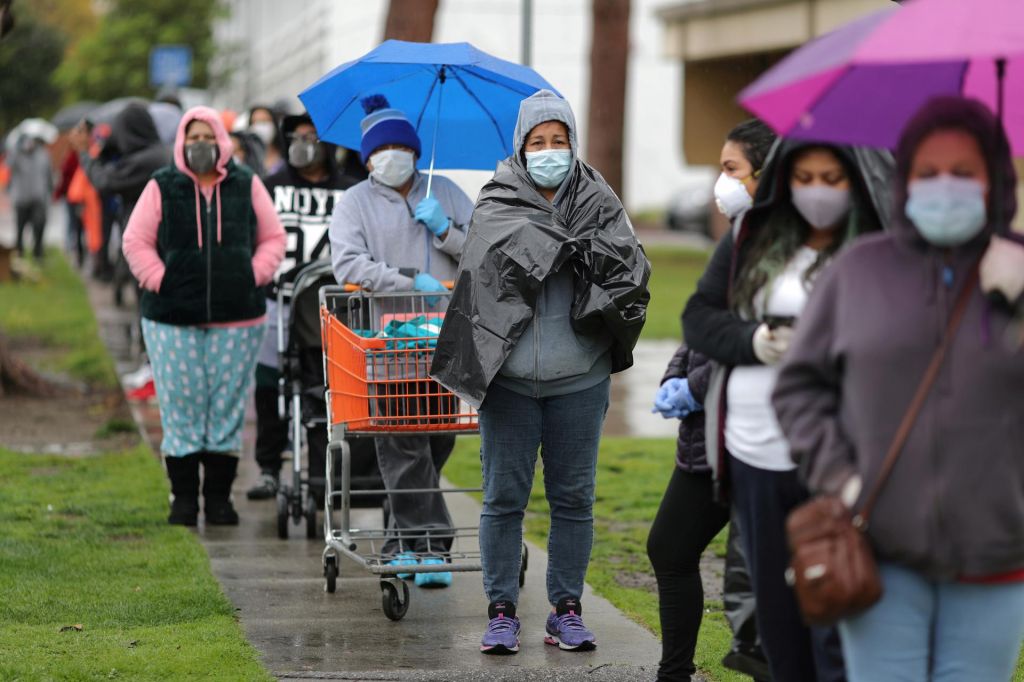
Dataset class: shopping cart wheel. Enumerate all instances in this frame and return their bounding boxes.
[519,543,528,588]
[276,491,289,540]
[324,556,338,593]
[381,579,410,621]
[305,495,318,539]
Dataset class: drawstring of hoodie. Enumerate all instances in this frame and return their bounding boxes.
[191,182,224,248]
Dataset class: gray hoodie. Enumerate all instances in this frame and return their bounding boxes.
[328,171,473,290]
[493,90,613,397]
[7,137,53,207]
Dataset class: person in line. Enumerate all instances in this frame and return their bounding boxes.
[431,90,650,655]
[773,97,1024,682]
[328,94,474,586]
[647,119,775,682]
[6,131,52,260]
[246,105,285,178]
[247,112,365,502]
[53,145,84,267]
[70,104,172,305]
[682,136,893,681]
[122,106,285,526]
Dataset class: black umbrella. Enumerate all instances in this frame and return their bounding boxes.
[51,101,101,131]
[86,97,149,126]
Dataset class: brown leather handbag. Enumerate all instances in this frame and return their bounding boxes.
[785,263,979,627]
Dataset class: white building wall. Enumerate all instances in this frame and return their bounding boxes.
[213,0,689,212]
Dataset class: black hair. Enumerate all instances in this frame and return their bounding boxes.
[726,119,777,175]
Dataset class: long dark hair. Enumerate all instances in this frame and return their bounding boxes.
[727,119,776,177]
[732,145,880,318]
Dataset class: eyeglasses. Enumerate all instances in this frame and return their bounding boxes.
[286,133,320,144]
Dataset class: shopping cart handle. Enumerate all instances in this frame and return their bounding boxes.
[342,281,454,292]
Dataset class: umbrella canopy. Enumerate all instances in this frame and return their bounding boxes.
[51,101,100,131]
[7,118,59,145]
[86,97,149,126]
[147,102,182,145]
[739,0,1024,156]
[299,40,560,171]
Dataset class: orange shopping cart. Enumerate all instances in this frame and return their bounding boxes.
[318,285,524,620]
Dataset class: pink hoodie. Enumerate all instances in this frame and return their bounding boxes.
[122,106,286,326]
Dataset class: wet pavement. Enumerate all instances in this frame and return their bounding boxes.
[8,201,716,680]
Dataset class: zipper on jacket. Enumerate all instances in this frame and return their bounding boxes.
[206,198,213,321]
[533,306,541,399]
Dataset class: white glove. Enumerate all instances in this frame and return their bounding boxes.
[980,236,1024,304]
[752,323,794,365]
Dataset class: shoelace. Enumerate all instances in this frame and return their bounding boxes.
[555,612,588,632]
[488,615,517,634]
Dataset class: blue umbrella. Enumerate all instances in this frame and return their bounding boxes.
[299,40,561,187]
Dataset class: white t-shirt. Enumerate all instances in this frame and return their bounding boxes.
[726,246,820,471]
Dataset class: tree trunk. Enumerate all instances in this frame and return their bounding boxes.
[382,0,439,43]
[586,0,631,203]
[0,331,59,397]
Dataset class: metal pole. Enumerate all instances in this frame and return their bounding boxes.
[425,67,446,197]
[521,0,533,66]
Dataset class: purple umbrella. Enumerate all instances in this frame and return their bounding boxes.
[739,0,1024,156]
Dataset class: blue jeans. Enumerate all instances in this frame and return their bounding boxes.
[840,562,1024,682]
[477,378,610,606]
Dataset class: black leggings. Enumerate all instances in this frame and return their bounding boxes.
[647,468,731,681]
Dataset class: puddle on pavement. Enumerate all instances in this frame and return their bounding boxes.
[605,339,679,439]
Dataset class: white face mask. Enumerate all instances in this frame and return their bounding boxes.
[714,173,753,219]
[250,121,276,146]
[790,185,851,230]
[369,148,416,188]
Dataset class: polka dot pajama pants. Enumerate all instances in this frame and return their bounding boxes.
[141,319,265,458]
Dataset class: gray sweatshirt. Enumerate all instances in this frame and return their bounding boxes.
[328,171,473,290]
[7,139,53,207]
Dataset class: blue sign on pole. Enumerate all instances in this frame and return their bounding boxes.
[149,45,193,88]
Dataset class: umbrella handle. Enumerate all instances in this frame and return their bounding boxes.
[425,67,447,198]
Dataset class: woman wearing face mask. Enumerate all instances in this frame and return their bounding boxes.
[773,97,1024,681]
[682,137,892,682]
[248,105,284,177]
[432,90,650,655]
[646,118,776,682]
[122,106,286,527]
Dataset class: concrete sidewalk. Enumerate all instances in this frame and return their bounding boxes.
[68,242,665,680]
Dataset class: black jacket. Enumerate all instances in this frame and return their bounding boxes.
[430,157,651,408]
[683,140,894,365]
[661,345,713,473]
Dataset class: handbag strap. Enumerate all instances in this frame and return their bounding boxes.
[854,260,980,529]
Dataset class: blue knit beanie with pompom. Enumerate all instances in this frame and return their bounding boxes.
[359,94,422,164]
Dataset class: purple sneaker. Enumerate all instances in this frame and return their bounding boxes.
[480,601,521,655]
[544,597,596,651]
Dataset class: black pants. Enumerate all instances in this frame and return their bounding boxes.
[729,455,846,682]
[647,468,731,681]
[15,201,47,259]
[254,383,289,473]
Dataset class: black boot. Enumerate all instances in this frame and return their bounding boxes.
[165,455,200,525]
[202,452,240,525]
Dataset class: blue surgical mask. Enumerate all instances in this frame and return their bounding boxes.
[905,175,987,247]
[525,149,571,189]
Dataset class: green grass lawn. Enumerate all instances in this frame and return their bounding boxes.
[642,245,709,342]
[0,445,272,681]
[444,436,748,682]
[0,252,117,387]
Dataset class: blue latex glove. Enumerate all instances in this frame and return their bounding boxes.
[414,196,450,237]
[651,377,702,419]
[413,272,447,307]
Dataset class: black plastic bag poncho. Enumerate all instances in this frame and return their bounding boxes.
[430,159,651,408]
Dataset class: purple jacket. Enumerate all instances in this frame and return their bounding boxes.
[773,98,1024,580]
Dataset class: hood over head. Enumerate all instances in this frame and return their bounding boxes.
[892,96,1017,245]
[173,106,233,183]
[106,103,161,158]
[747,138,894,237]
[512,89,578,162]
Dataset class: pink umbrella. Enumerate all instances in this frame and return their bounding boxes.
[739,0,1024,156]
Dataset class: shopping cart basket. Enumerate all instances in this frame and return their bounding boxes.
[319,286,525,620]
